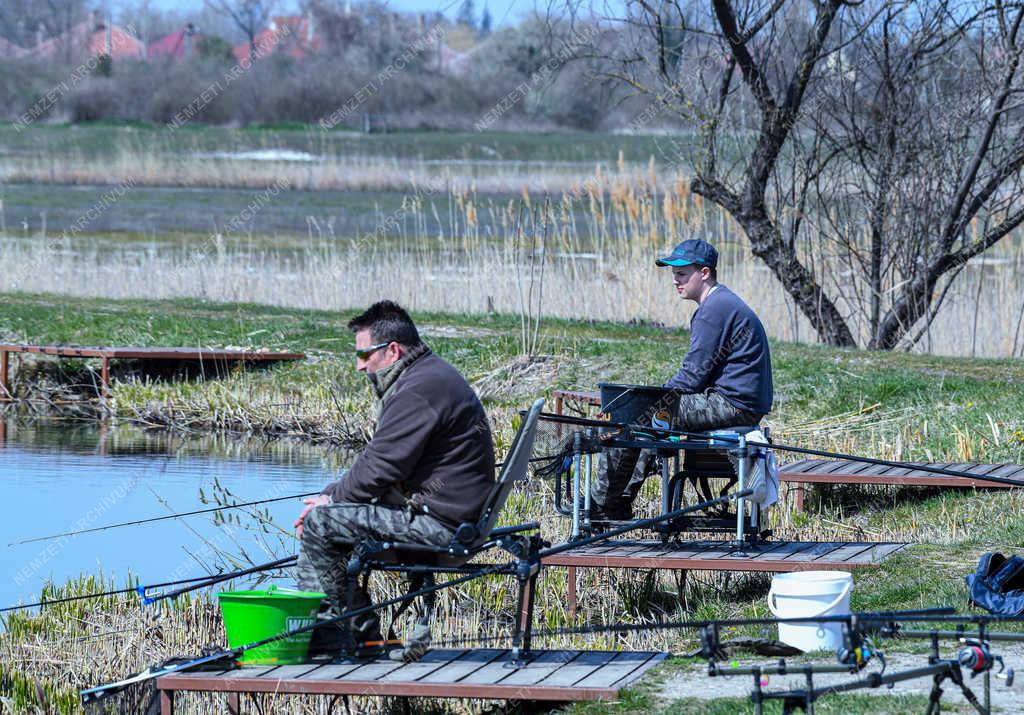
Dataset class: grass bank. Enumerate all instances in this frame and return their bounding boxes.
[2,292,1024,713]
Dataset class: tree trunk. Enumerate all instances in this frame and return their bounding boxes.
[692,178,858,347]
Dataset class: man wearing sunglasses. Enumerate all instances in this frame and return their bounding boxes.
[294,300,495,661]
[591,238,774,521]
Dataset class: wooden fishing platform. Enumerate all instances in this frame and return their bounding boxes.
[0,344,305,399]
[780,458,1024,510]
[543,539,908,570]
[155,648,668,713]
[546,539,909,616]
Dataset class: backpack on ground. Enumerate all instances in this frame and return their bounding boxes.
[966,552,1024,616]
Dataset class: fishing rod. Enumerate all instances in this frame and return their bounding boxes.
[538,412,1024,490]
[0,556,298,613]
[81,561,511,705]
[421,607,958,651]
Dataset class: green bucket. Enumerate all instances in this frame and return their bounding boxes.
[217,585,325,665]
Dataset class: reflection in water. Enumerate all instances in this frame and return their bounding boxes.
[1,417,354,611]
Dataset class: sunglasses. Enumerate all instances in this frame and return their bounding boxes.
[354,341,391,360]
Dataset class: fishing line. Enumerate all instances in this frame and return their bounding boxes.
[12,492,321,546]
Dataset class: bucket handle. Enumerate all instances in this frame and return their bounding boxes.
[767,580,853,620]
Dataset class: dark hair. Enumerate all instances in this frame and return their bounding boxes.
[347,301,422,348]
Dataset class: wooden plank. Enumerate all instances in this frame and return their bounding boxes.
[418,649,508,684]
[986,464,1024,479]
[830,461,874,475]
[592,542,670,558]
[229,666,279,679]
[777,459,819,475]
[335,657,405,682]
[748,541,817,560]
[301,662,379,680]
[263,664,324,679]
[380,650,467,683]
[499,650,581,686]
[537,651,618,687]
[778,542,848,562]
[716,541,794,562]
[575,651,659,688]
[459,650,540,685]
[807,542,876,564]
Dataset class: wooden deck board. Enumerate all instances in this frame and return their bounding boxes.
[335,658,405,682]
[380,649,468,682]
[498,650,581,686]
[538,651,618,686]
[780,458,1024,488]
[417,649,507,684]
[576,651,666,688]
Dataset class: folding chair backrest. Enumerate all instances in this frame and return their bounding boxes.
[465,397,545,547]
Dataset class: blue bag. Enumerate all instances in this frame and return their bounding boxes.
[966,552,1024,616]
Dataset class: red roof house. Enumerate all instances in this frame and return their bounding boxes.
[147,24,201,61]
[231,15,320,65]
[20,16,143,63]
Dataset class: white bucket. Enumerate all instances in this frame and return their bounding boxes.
[767,571,853,653]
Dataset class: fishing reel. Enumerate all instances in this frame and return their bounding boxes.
[958,638,1014,686]
[836,621,885,674]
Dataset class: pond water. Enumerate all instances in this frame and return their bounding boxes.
[1,418,351,613]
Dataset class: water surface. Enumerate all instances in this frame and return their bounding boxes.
[1,418,350,612]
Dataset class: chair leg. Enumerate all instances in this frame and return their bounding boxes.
[510,567,539,665]
[339,553,363,657]
[417,573,436,628]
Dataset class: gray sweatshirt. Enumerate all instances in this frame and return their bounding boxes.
[664,285,773,415]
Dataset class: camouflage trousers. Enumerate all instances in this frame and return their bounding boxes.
[295,502,454,638]
[591,389,763,519]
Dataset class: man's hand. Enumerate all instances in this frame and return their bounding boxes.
[294,494,332,539]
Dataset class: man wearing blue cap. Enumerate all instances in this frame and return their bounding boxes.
[591,238,774,520]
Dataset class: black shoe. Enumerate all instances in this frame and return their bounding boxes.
[307,618,389,661]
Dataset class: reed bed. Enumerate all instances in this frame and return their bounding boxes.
[3,170,1024,358]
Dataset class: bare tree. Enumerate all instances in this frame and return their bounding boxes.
[586,0,1024,350]
[205,0,275,59]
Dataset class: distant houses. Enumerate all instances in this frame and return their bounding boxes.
[231,16,321,66]
[147,24,201,61]
[6,14,144,63]
[0,12,468,74]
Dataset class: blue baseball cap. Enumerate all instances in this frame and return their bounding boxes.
[655,239,718,269]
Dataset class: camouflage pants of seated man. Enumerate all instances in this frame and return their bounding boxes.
[591,389,763,520]
[294,502,454,640]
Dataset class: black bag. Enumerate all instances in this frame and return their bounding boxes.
[966,552,1024,616]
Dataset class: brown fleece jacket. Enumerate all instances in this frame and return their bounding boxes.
[322,346,495,530]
